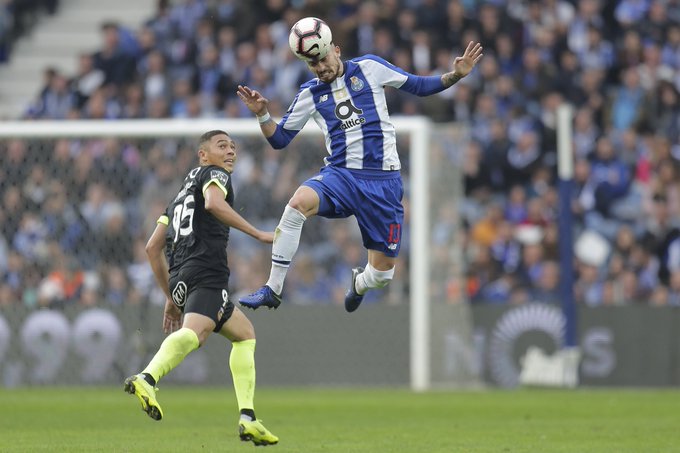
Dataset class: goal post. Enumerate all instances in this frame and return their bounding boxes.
[0,117,473,391]
[408,116,432,392]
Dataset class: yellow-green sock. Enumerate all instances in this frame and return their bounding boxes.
[143,327,199,383]
[229,339,256,412]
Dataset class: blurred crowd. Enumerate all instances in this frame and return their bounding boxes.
[0,132,389,309]
[0,0,60,62]
[1,0,680,308]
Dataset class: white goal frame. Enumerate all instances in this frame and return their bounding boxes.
[0,118,433,391]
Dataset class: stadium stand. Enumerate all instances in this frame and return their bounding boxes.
[0,0,154,119]
[1,0,680,308]
[0,0,60,64]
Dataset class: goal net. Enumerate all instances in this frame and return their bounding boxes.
[0,118,477,390]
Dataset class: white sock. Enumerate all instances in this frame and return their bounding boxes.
[355,263,395,295]
[266,205,306,294]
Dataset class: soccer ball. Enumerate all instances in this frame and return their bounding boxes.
[288,17,333,62]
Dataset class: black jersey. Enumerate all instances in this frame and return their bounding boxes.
[162,165,234,285]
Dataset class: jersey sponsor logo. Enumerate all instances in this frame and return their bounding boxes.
[334,99,362,119]
[340,117,366,130]
[350,76,364,91]
[210,170,229,188]
[171,281,188,307]
[334,99,365,130]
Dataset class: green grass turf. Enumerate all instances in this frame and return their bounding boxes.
[0,387,678,452]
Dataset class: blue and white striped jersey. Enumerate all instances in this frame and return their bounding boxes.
[269,55,445,172]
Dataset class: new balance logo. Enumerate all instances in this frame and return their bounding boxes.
[388,243,398,251]
[319,94,329,102]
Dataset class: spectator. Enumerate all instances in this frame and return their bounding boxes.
[25,69,74,119]
[92,22,137,88]
[102,265,128,306]
[574,259,605,306]
[661,24,680,70]
[142,50,171,102]
[0,0,60,63]
[504,130,542,189]
[588,136,632,216]
[607,66,649,131]
[577,25,615,71]
[41,180,87,255]
[71,53,104,109]
[0,1,12,62]
[37,245,85,308]
[531,260,561,304]
[504,185,528,224]
[667,270,680,306]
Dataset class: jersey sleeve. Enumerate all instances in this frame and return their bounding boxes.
[267,84,316,149]
[356,55,446,96]
[200,166,230,198]
[157,204,171,225]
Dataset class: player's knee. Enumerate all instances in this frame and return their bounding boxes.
[194,329,211,346]
[288,188,318,217]
[365,264,395,289]
[239,324,255,341]
[280,203,308,228]
[182,316,212,346]
[227,310,256,341]
[287,197,303,212]
[287,200,313,219]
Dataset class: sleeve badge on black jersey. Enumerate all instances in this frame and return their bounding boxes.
[210,169,230,188]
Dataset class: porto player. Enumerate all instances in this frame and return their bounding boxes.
[237,18,483,312]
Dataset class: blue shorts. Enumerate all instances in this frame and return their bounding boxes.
[303,166,404,257]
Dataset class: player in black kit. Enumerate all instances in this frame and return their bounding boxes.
[124,130,279,446]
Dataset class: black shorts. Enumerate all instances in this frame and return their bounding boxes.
[169,275,235,333]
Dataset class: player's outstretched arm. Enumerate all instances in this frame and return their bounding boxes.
[237,85,277,138]
[204,184,274,244]
[442,41,484,88]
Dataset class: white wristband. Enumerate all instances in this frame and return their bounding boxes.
[257,112,271,124]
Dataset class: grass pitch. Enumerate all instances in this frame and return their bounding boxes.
[0,387,678,452]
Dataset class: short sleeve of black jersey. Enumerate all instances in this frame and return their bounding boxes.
[200,166,230,198]
[157,205,170,226]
